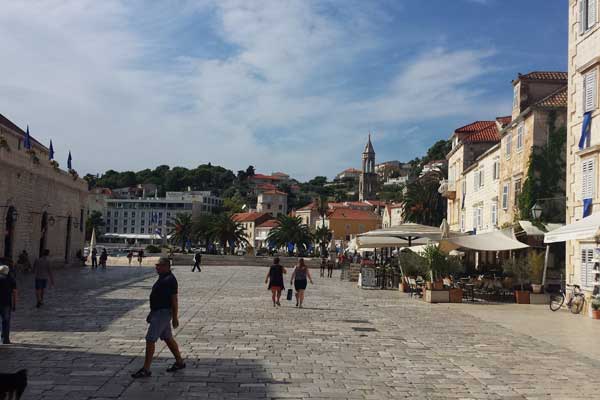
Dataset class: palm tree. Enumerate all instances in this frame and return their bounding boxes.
[314,225,332,256]
[167,213,194,250]
[402,170,446,226]
[85,210,105,241]
[192,214,216,251]
[267,215,313,256]
[208,214,248,254]
[316,195,329,228]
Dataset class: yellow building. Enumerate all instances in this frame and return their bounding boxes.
[326,207,381,243]
[498,72,567,227]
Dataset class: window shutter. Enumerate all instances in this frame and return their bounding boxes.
[584,70,597,113]
[582,158,595,199]
[581,0,587,34]
[581,248,594,288]
[480,167,484,188]
[589,0,597,28]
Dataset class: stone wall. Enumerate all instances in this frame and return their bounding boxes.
[0,122,88,267]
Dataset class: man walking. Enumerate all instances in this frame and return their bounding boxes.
[33,250,54,308]
[192,252,202,272]
[91,247,98,269]
[0,264,17,344]
[132,257,185,378]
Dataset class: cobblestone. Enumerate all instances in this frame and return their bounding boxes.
[1,265,600,399]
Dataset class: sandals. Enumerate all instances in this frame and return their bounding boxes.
[131,368,152,378]
[166,362,186,372]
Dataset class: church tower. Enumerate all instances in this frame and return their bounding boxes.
[359,134,377,201]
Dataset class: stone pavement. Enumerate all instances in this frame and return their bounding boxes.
[2,265,600,399]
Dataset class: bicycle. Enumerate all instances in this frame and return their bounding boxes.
[549,284,586,314]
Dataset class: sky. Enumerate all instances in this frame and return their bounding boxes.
[0,0,567,181]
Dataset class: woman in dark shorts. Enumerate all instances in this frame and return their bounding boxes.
[290,258,313,308]
[265,257,286,307]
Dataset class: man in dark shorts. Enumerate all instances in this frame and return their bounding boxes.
[33,250,54,308]
[0,265,17,344]
[192,252,202,272]
[132,257,185,378]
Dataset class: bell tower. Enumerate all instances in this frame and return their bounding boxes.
[359,134,377,201]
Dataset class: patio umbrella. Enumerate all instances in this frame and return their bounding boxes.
[90,228,97,251]
[360,222,461,246]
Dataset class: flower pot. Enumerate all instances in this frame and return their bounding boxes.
[514,290,530,304]
[433,280,444,290]
[531,284,543,294]
[592,310,600,320]
[449,288,463,303]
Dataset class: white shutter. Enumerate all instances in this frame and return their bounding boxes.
[502,184,509,209]
[581,248,594,288]
[584,70,597,113]
[582,158,595,199]
[480,167,484,188]
[581,0,588,34]
[589,0,597,28]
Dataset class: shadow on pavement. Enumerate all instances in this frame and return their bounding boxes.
[1,344,279,399]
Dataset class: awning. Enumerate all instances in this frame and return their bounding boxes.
[517,220,564,236]
[356,235,429,249]
[544,213,600,243]
[440,229,529,252]
[360,222,463,243]
[103,233,173,240]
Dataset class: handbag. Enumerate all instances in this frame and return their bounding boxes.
[286,289,293,301]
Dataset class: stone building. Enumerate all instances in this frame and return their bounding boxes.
[0,113,88,266]
[358,135,377,201]
[497,72,567,227]
[563,0,600,293]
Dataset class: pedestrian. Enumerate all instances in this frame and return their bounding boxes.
[265,257,286,307]
[0,264,17,345]
[131,257,185,378]
[327,259,334,278]
[320,258,326,277]
[91,247,98,269]
[192,252,202,272]
[99,249,108,269]
[33,249,54,308]
[17,250,31,274]
[290,258,313,308]
[127,250,134,266]
[137,250,144,267]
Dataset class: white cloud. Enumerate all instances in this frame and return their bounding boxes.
[0,0,506,181]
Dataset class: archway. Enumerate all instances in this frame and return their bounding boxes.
[4,206,16,260]
[39,212,48,257]
[65,216,72,262]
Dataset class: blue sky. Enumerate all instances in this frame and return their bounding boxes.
[0,0,567,181]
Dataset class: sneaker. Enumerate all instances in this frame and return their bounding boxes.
[166,362,186,372]
[131,368,152,378]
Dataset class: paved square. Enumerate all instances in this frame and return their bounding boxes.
[2,265,600,399]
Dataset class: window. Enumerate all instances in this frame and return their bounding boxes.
[114,211,119,217]
[141,227,145,233]
[513,85,519,108]
[106,219,111,226]
[131,212,135,218]
[514,179,522,206]
[492,160,500,180]
[473,172,479,192]
[583,69,597,113]
[124,211,128,218]
[516,124,524,151]
[582,158,595,199]
[502,184,509,210]
[505,134,512,158]
[479,167,484,188]
[491,202,498,226]
[580,0,597,34]
[141,219,145,226]
[278,204,283,210]
[107,211,111,218]
[580,247,595,289]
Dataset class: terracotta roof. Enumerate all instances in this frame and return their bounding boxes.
[366,200,387,207]
[257,219,279,228]
[496,116,512,127]
[455,120,500,143]
[341,168,361,173]
[232,212,271,222]
[517,71,567,82]
[257,183,278,191]
[261,190,288,196]
[533,85,567,108]
[327,207,380,221]
[0,113,47,149]
[251,174,281,180]
[297,202,317,211]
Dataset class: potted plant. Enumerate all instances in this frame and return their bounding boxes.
[503,257,530,304]
[592,298,600,320]
[529,251,544,294]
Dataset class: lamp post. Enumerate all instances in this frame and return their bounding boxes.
[531,202,543,220]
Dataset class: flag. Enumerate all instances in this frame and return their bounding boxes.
[24,125,32,150]
[579,111,592,150]
[49,140,54,160]
[584,198,593,218]
[67,151,72,170]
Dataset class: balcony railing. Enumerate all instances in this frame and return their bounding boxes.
[438,180,456,199]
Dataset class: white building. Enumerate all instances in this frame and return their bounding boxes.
[257,190,287,217]
[461,144,501,233]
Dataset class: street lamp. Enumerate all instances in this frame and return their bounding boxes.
[531,202,543,220]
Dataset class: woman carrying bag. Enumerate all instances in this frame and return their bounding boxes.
[265,257,286,307]
[291,258,313,308]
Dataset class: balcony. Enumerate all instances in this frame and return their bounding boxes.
[438,180,456,199]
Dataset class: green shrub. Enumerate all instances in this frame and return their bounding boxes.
[145,245,161,254]
[592,298,600,311]
[398,250,429,278]
[529,251,545,284]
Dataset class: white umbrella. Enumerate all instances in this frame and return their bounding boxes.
[90,227,97,250]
